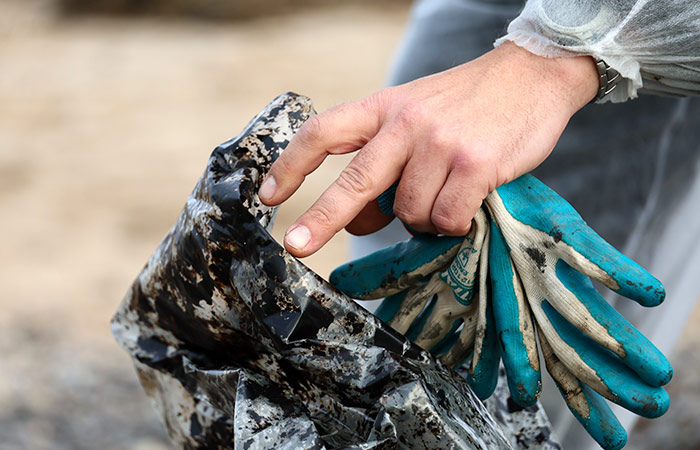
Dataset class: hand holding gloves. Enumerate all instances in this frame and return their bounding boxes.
[330,174,672,450]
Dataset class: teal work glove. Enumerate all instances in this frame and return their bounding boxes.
[331,209,501,399]
[331,174,673,450]
[484,175,672,449]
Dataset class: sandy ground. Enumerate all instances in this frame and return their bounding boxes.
[0,2,408,448]
[1,1,699,449]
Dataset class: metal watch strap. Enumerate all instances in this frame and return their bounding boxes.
[591,57,621,102]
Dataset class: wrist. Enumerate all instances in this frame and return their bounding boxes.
[494,41,599,114]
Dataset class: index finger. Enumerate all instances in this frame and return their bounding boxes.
[259,97,383,206]
[283,126,409,256]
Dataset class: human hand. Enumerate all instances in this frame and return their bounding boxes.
[258,42,598,257]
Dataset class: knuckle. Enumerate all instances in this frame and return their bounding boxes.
[363,87,393,113]
[273,153,294,174]
[393,206,422,228]
[269,157,304,191]
[298,115,324,142]
[432,212,469,236]
[425,128,454,153]
[394,102,423,128]
[359,92,382,112]
[393,187,428,228]
[336,164,373,197]
[452,146,489,173]
[364,89,395,116]
[307,202,337,232]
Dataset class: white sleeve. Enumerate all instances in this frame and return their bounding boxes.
[495,0,700,103]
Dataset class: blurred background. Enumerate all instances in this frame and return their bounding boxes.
[1,0,698,448]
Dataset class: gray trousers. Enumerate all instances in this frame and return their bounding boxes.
[350,0,700,448]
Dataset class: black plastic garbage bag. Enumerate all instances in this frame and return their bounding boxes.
[112,93,552,449]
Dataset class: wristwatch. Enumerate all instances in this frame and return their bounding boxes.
[592,57,621,102]
[528,3,622,103]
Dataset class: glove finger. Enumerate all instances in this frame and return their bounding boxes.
[439,209,488,306]
[467,315,500,400]
[466,221,500,399]
[413,291,475,350]
[428,318,465,356]
[415,212,487,349]
[535,300,670,418]
[488,174,665,307]
[440,314,478,369]
[388,273,444,334]
[489,221,541,406]
[548,260,672,387]
[467,293,500,400]
[375,290,408,324]
[539,330,627,450]
[374,274,431,323]
[330,234,463,299]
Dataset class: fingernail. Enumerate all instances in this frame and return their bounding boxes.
[285,225,311,251]
[259,175,276,201]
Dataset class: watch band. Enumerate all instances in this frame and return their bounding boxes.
[591,57,621,102]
